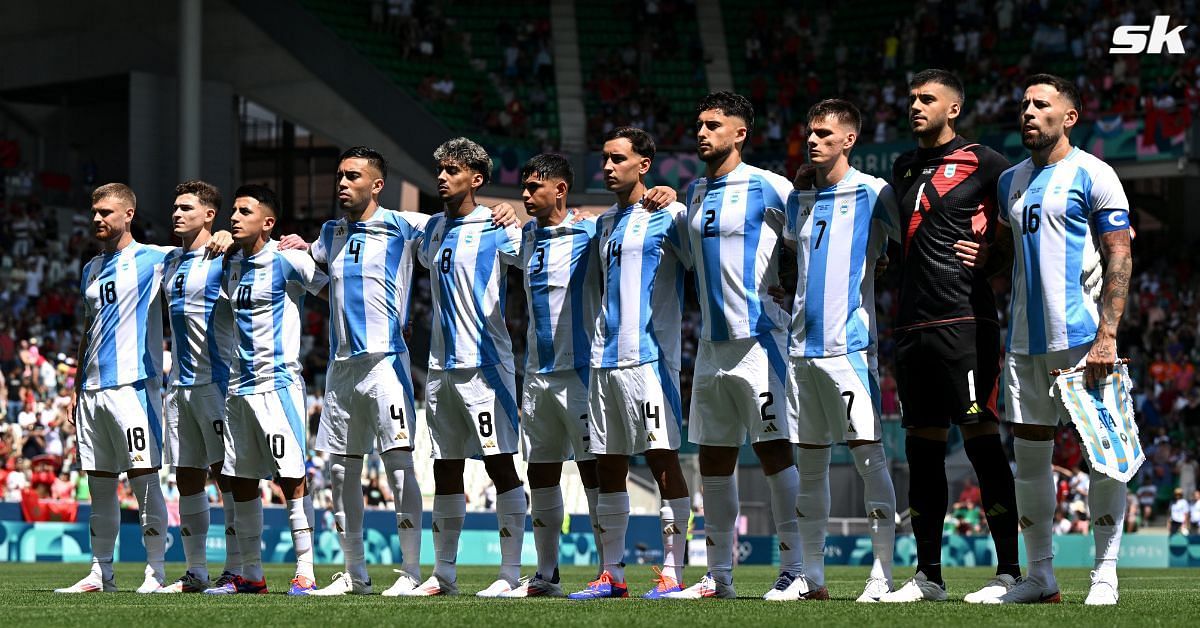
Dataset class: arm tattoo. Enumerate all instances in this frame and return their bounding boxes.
[1097,230,1132,338]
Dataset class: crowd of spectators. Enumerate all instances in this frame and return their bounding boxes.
[738,1,1199,156]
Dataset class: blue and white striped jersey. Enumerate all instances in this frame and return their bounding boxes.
[519,217,600,375]
[417,205,522,370]
[686,162,792,341]
[998,147,1130,355]
[590,201,688,369]
[224,240,329,395]
[163,248,233,387]
[311,208,429,361]
[784,168,900,358]
[80,241,173,390]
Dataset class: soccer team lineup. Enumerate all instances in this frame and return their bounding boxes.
[48,70,1142,609]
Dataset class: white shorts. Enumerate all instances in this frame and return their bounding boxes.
[164,382,227,470]
[426,365,520,459]
[787,350,882,445]
[588,361,682,456]
[222,382,308,480]
[317,353,418,456]
[688,333,790,447]
[77,378,163,474]
[521,368,594,463]
[1004,344,1091,426]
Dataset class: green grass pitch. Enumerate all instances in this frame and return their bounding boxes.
[2,564,1199,627]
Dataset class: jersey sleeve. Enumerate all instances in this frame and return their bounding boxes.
[1088,164,1131,234]
[310,225,329,265]
[784,189,816,243]
[665,204,693,269]
[497,222,523,267]
[996,169,1016,227]
[762,173,794,222]
[414,216,439,268]
[281,249,329,295]
[873,184,902,243]
[399,211,432,238]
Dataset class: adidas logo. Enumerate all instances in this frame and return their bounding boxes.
[908,507,920,518]
[987,504,1009,517]
[144,527,160,537]
[966,402,983,415]
[181,528,192,537]
[398,519,415,530]
[499,528,513,538]
[662,524,681,535]
[904,169,912,178]
[1019,516,1035,530]
[779,542,791,551]
[648,433,657,442]
[867,508,887,520]
[533,519,546,528]
[764,422,779,433]
[395,432,408,441]
[706,537,715,546]
[795,509,806,518]
[432,522,440,533]
[335,522,344,533]
[133,455,145,463]
[226,526,236,536]
[1095,514,1116,527]
[484,440,497,449]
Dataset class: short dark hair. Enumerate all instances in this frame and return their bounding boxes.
[807,99,862,134]
[433,137,492,185]
[92,183,136,208]
[520,153,574,191]
[174,180,222,211]
[339,146,388,180]
[604,126,656,160]
[1024,73,1081,112]
[233,184,280,216]
[910,69,965,105]
[696,91,755,132]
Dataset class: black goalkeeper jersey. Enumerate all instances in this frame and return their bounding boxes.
[891,135,1010,331]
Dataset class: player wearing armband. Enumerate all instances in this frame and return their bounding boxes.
[988,74,1133,607]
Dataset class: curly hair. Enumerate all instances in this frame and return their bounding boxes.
[433,137,493,185]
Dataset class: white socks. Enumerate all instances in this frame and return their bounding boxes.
[432,493,466,583]
[701,475,737,585]
[597,492,630,582]
[129,473,167,575]
[330,454,367,582]
[852,443,896,583]
[88,475,119,580]
[287,495,314,580]
[496,486,527,585]
[585,487,602,570]
[660,496,691,582]
[766,466,803,575]
[796,447,831,587]
[382,449,422,579]
[531,486,564,578]
[179,491,210,581]
[234,499,265,582]
[1014,437,1056,584]
[221,491,241,576]
[1090,473,1127,582]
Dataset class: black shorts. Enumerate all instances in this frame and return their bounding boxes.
[895,322,1001,428]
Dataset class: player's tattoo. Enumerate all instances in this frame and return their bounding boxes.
[1097,229,1132,338]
